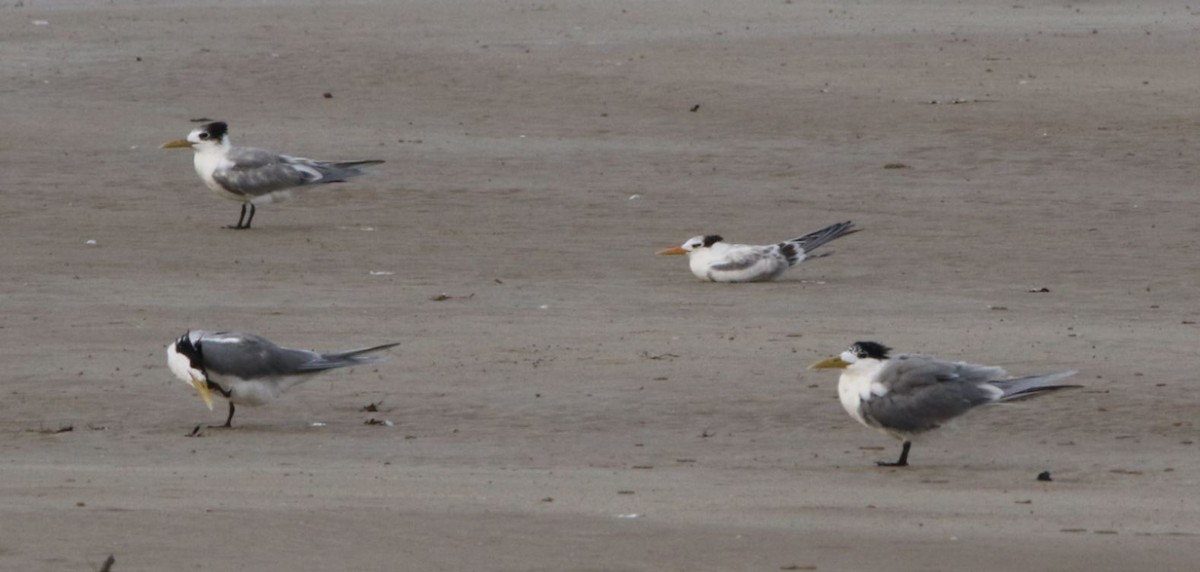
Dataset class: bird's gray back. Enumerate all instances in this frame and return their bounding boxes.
[706,245,788,280]
[213,147,372,197]
[861,355,1006,434]
[198,332,320,379]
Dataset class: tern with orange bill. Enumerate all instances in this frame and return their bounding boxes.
[161,121,383,229]
[657,221,857,282]
[810,341,1079,467]
[167,330,398,427]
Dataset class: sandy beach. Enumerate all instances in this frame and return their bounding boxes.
[1,1,1198,570]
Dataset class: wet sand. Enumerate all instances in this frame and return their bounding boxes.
[1,1,1198,570]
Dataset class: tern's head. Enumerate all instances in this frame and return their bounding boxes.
[166,331,214,411]
[656,234,724,256]
[809,341,891,370]
[161,121,230,153]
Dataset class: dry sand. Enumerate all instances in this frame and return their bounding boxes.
[2,0,1198,570]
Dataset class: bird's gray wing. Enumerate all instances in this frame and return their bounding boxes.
[211,147,327,197]
[708,245,787,275]
[860,355,1007,434]
[198,332,320,379]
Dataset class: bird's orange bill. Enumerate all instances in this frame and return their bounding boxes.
[189,376,214,410]
[809,356,851,370]
[161,139,193,149]
[656,246,688,255]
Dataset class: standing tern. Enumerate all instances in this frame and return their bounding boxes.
[161,121,384,229]
[167,330,398,427]
[657,221,857,282]
[810,341,1078,467]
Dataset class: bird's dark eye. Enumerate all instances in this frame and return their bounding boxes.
[198,132,210,140]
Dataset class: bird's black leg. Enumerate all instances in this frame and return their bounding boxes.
[222,402,236,428]
[227,204,249,230]
[243,203,255,229]
[877,441,911,467]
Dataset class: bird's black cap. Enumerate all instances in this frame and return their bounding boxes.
[850,341,891,359]
[201,121,228,140]
[702,235,724,247]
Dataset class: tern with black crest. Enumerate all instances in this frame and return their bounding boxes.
[162,121,383,229]
[167,330,398,427]
[810,341,1078,467]
[657,221,857,282]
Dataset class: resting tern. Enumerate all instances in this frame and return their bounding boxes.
[810,341,1078,467]
[161,121,384,229]
[167,330,398,427]
[657,221,858,282]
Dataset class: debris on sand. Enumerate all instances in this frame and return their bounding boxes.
[1037,471,1053,482]
[640,352,678,361]
[926,97,990,105]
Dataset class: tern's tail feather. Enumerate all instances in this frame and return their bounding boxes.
[299,342,400,372]
[780,221,858,265]
[314,160,385,183]
[994,370,1080,401]
[331,160,386,169]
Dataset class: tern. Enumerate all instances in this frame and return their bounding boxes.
[810,341,1078,467]
[657,221,857,282]
[161,121,384,229]
[167,330,398,427]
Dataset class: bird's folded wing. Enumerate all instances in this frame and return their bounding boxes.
[213,148,324,196]
[708,246,783,274]
[200,332,317,378]
[860,356,1009,432]
[861,380,992,433]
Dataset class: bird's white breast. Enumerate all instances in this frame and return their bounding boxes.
[837,373,870,427]
[192,150,243,202]
[688,248,722,280]
[837,362,889,428]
